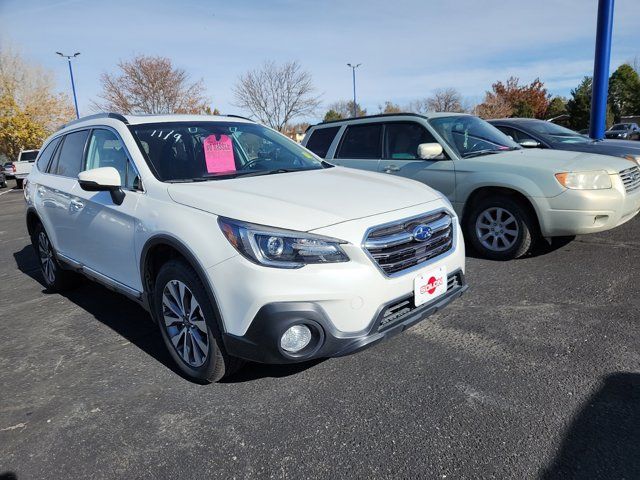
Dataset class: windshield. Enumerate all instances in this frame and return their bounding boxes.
[527,121,589,144]
[129,121,326,182]
[610,123,630,130]
[429,115,520,158]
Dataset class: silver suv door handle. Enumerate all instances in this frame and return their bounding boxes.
[383,165,400,173]
[70,199,84,212]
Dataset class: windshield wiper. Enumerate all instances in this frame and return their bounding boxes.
[462,149,502,159]
[165,178,210,183]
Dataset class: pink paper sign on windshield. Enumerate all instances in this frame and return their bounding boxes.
[204,134,235,173]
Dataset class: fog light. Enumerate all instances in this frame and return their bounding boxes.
[280,325,312,353]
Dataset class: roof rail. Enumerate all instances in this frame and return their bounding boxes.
[224,114,254,122]
[58,112,129,131]
[309,112,435,128]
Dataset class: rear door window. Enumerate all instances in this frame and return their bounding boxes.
[52,130,90,178]
[36,138,62,172]
[305,126,340,158]
[336,123,382,159]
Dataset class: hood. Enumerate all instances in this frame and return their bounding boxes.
[486,148,635,174]
[167,167,441,231]
[553,139,640,158]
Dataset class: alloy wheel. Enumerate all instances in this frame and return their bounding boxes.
[162,280,209,367]
[38,232,56,284]
[475,207,520,252]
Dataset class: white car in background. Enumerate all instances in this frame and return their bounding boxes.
[24,113,467,383]
[10,149,39,188]
[303,113,640,260]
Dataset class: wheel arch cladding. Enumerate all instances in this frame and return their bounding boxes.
[140,235,228,334]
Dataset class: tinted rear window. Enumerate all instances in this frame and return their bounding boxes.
[20,151,39,162]
[36,138,61,172]
[305,126,340,158]
[336,124,382,159]
[53,130,89,177]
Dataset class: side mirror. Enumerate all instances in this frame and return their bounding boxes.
[417,142,444,160]
[78,167,125,205]
[518,139,541,148]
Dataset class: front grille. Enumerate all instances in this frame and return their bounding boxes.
[378,272,462,331]
[620,166,640,193]
[364,210,454,276]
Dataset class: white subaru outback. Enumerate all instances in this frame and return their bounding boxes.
[24,113,467,382]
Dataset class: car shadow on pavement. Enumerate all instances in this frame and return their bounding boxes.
[221,358,325,384]
[540,372,640,480]
[13,245,322,383]
[13,245,191,380]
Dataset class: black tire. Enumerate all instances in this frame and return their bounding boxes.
[16,178,24,189]
[153,259,242,383]
[31,223,79,291]
[465,195,536,260]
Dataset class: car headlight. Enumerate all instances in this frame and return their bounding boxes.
[624,154,640,166]
[218,217,349,268]
[554,171,612,190]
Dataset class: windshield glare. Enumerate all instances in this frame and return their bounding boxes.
[527,121,589,144]
[129,122,325,182]
[429,116,519,158]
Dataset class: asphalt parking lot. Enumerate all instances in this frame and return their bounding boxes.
[1,178,639,480]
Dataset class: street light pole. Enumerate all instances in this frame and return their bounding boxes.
[56,52,81,119]
[347,63,361,118]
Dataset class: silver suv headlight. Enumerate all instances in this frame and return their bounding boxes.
[218,217,349,268]
[554,171,612,190]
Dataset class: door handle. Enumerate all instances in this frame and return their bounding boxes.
[383,165,400,173]
[70,199,84,212]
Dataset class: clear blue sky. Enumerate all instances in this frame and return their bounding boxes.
[1,0,639,122]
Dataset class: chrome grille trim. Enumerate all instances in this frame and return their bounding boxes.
[362,209,455,277]
[620,166,640,193]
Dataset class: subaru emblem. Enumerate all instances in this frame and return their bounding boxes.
[412,224,433,242]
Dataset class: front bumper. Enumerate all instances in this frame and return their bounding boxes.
[536,177,640,236]
[222,270,468,364]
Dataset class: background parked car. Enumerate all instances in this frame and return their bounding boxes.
[12,149,39,188]
[0,164,7,188]
[3,161,15,179]
[489,118,640,164]
[605,123,640,140]
[303,113,640,260]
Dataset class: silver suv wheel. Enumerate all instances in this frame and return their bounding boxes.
[162,280,209,367]
[38,231,56,284]
[475,207,520,252]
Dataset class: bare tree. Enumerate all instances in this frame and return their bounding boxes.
[324,100,366,120]
[233,61,321,131]
[405,98,429,115]
[426,88,464,112]
[94,55,209,114]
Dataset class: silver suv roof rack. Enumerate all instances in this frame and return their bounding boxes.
[58,112,128,131]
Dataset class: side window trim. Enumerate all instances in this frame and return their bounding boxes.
[37,136,63,174]
[47,135,66,174]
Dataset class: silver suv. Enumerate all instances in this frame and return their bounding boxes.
[303,113,640,260]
